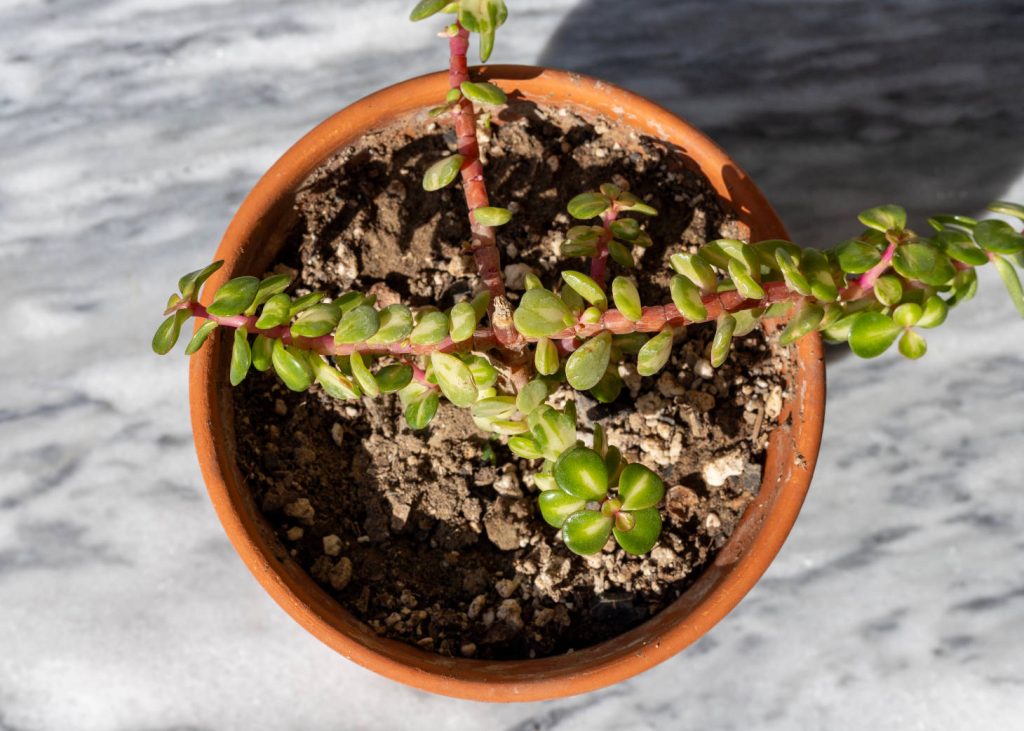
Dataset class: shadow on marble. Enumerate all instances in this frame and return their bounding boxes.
[540,0,1024,246]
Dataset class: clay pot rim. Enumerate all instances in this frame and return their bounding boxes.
[190,64,825,702]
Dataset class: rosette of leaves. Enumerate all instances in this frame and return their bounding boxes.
[534,430,665,556]
[561,183,657,269]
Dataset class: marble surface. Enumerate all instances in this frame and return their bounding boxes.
[1,0,1022,728]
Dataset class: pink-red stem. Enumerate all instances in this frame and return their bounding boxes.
[590,206,618,286]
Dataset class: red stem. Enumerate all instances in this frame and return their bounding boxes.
[447,25,525,354]
[858,242,896,290]
[590,206,618,286]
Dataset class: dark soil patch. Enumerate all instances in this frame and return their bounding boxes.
[232,101,790,660]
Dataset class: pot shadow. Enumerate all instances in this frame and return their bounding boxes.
[541,0,1023,366]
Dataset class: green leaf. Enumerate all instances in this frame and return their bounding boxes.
[255,293,292,329]
[247,273,293,315]
[613,507,662,555]
[459,0,507,62]
[514,288,575,338]
[464,353,498,388]
[178,260,224,301]
[473,396,517,419]
[801,249,839,302]
[422,154,465,192]
[779,303,824,346]
[670,252,718,292]
[937,229,989,266]
[858,204,907,233]
[607,239,635,268]
[565,332,612,391]
[528,405,577,462]
[431,352,478,407]
[309,355,360,399]
[560,285,585,316]
[561,270,608,310]
[334,304,380,344]
[992,254,1024,317]
[917,295,948,329]
[728,260,766,300]
[184,320,219,355]
[567,192,610,220]
[611,276,642,321]
[288,291,325,318]
[348,351,379,397]
[152,310,191,355]
[291,303,342,338]
[207,276,260,317]
[523,273,543,291]
[893,242,955,286]
[617,196,658,216]
[949,269,979,306]
[834,238,883,274]
[974,219,1024,255]
[229,327,252,386]
[711,314,736,368]
[669,275,708,322]
[405,391,440,430]
[538,491,586,528]
[618,463,665,511]
[516,380,548,415]
[848,312,901,358]
[562,510,613,555]
[409,0,448,21]
[410,311,450,346]
[637,327,674,376]
[873,275,903,307]
[898,330,927,360]
[472,205,512,226]
[775,249,812,296]
[613,332,648,355]
[892,302,922,328]
[366,304,413,345]
[449,301,478,342]
[460,81,507,106]
[506,435,542,460]
[271,339,314,391]
[988,201,1024,222]
[335,291,368,315]
[377,364,413,393]
[609,218,640,242]
[534,337,559,376]
[590,368,623,403]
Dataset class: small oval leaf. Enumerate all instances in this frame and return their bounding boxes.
[613,507,662,555]
[562,510,613,555]
[618,463,665,511]
[422,154,465,192]
[849,312,901,358]
[611,276,642,321]
[271,339,314,391]
[207,276,260,317]
[567,192,610,220]
[513,288,575,338]
[554,445,609,500]
[637,327,674,376]
[565,332,612,391]
[431,352,478,407]
[538,491,587,528]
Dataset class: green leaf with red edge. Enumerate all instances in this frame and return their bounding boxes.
[178,260,224,301]
[562,510,613,555]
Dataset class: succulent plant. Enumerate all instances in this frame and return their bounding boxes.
[154,1,1024,558]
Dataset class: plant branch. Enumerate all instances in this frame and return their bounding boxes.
[447,24,525,354]
[590,206,618,287]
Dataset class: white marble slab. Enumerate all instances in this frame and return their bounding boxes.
[1,0,1022,728]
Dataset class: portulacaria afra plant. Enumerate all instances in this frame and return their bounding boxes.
[154,0,1024,557]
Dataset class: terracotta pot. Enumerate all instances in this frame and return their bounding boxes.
[190,65,826,702]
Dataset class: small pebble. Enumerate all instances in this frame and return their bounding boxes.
[468,594,487,620]
[286,526,304,541]
[329,557,353,591]
[330,423,345,448]
[460,642,477,657]
[284,498,315,525]
[322,534,342,556]
[274,399,288,416]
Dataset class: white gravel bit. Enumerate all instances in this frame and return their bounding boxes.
[286,526,304,541]
[330,423,345,448]
[702,450,747,487]
[283,498,315,525]
[496,599,524,630]
[322,534,342,557]
[467,594,487,620]
[495,578,519,599]
[503,263,535,291]
[694,358,715,380]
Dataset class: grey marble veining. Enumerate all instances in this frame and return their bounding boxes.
[1,1,1022,729]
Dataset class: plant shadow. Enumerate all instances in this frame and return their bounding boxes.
[540,0,1024,246]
